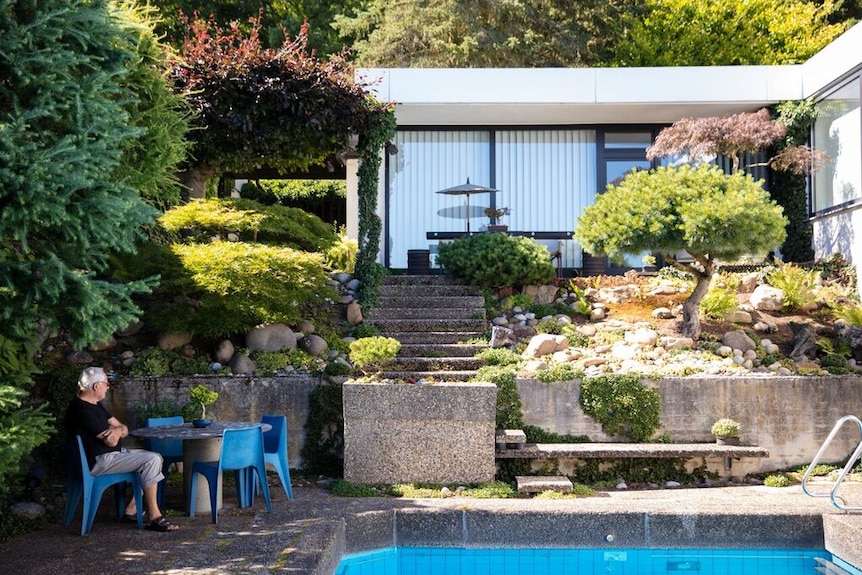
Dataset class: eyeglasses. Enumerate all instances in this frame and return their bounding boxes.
[97,381,110,389]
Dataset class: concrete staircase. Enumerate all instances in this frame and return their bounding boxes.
[365,275,488,381]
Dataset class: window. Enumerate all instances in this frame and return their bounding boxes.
[813,79,862,213]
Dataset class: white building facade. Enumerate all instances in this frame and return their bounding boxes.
[354,23,862,275]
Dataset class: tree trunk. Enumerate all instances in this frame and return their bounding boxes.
[178,164,217,200]
[680,270,711,340]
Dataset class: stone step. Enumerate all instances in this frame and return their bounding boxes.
[378,295,486,309]
[390,356,484,371]
[398,343,485,358]
[368,307,484,320]
[495,429,527,450]
[369,318,488,333]
[377,370,480,382]
[515,475,573,494]
[388,332,487,345]
[380,285,482,297]
[381,274,460,286]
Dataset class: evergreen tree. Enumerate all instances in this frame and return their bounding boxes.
[0,0,162,350]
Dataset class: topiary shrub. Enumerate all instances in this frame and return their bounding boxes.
[437,233,555,289]
[144,241,335,338]
[579,374,661,442]
[159,198,338,252]
[348,336,401,375]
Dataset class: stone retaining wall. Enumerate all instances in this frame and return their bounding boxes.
[108,375,327,469]
[342,381,497,484]
[518,375,862,474]
[109,375,862,477]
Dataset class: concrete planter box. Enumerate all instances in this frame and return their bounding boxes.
[343,381,497,484]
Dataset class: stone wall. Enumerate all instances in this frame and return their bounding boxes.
[109,375,862,477]
[518,375,862,474]
[109,375,327,469]
[342,381,497,484]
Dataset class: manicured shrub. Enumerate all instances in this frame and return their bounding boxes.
[160,198,338,252]
[348,336,401,374]
[146,241,334,338]
[437,233,555,289]
[579,374,661,442]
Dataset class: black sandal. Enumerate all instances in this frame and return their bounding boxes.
[144,516,178,532]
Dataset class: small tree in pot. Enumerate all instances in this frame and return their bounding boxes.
[185,384,219,427]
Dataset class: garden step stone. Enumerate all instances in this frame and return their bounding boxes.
[515,476,573,494]
[390,356,484,371]
[381,274,461,286]
[380,285,481,297]
[386,332,486,345]
[398,344,485,358]
[376,370,480,382]
[367,318,488,333]
[368,307,484,320]
[377,295,486,309]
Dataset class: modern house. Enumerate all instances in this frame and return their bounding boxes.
[346,22,862,277]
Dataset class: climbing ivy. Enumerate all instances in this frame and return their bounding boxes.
[771,100,818,262]
[579,374,661,442]
[355,107,397,309]
[301,379,345,477]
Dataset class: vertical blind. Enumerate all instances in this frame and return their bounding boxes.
[386,129,597,269]
[496,130,596,269]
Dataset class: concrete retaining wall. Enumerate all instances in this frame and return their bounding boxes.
[108,375,327,469]
[108,375,862,477]
[342,381,497,484]
[518,375,862,474]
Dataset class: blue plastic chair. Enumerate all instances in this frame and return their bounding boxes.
[189,426,272,523]
[64,436,143,535]
[262,414,294,500]
[145,416,184,508]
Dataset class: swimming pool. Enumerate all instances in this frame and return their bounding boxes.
[335,546,862,575]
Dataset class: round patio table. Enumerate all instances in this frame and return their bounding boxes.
[130,421,271,515]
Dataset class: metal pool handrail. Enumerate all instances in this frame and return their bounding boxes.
[801,414,862,511]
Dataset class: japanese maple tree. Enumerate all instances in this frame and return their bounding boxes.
[170,11,393,197]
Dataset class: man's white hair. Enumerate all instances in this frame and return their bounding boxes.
[77,366,106,391]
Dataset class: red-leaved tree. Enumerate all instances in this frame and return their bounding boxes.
[646,108,825,175]
[170,11,392,197]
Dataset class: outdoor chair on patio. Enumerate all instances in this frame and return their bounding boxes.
[261,414,294,499]
[64,435,143,535]
[145,415,184,509]
[189,426,272,523]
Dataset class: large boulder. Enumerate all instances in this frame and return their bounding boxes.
[722,330,756,353]
[750,285,785,311]
[246,323,297,352]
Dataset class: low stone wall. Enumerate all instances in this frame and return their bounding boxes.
[108,375,328,469]
[518,375,862,474]
[109,374,862,478]
[342,381,497,484]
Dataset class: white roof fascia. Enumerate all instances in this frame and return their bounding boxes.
[802,21,862,97]
[358,65,804,126]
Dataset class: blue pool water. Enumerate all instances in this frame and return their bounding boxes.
[335,546,861,575]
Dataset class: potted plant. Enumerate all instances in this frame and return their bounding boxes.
[187,384,219,428]
[711,418,740,445]
[484,206,510,232]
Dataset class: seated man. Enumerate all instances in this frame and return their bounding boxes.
[64,366,178,532]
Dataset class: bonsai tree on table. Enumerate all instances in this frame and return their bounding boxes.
[185,384,219,425]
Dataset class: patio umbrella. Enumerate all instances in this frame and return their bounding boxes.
[435,178,498,232]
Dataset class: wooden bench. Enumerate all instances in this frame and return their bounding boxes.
[496,442,770,478]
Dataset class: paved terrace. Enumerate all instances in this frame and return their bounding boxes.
[2,479,861,575]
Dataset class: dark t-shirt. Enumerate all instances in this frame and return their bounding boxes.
[64,397,120,468]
